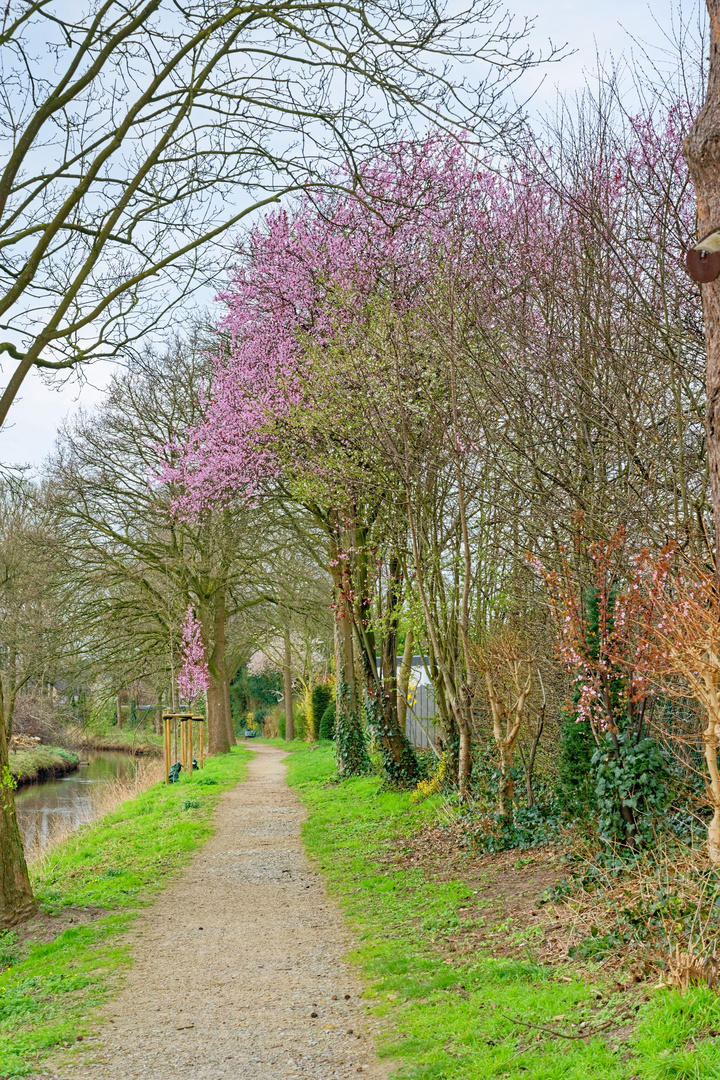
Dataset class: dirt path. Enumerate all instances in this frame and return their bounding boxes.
[51,744,391,1080]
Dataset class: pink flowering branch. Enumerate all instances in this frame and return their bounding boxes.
[177,605,210,707]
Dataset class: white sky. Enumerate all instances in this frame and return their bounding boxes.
[0,1,702,471]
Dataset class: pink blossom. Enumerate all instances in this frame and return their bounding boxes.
[177,606,210,706]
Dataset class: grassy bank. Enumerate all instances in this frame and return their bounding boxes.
[10,746,79,787]
[0,745,251,1079]
[66,723,163,755]
[286,742,720,1080]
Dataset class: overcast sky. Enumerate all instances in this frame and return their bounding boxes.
[0,1,702,472]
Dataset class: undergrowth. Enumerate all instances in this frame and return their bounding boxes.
[286,741,720,1080]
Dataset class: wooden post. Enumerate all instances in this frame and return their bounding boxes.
[163,714,171,784]
[197,720,204,769]
[173,717,178,764]
[188,719,193,777]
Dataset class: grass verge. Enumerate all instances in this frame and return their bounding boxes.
[0,745,251,1079]
[285,742,720,1080]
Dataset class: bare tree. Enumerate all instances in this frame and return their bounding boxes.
[51,341,276,754]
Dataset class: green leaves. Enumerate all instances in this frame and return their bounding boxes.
[591,735,669,849]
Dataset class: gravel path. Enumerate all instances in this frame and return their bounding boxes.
[51,744,391,1080]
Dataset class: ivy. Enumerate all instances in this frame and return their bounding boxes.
[334,680,372,776]
[591,733,669,849]
[363,692,421,787]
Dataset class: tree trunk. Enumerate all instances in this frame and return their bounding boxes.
[354,551,420,785]
[213,592,235,748]
[206,677,229,756]
[116,692,123,728]
[525,715,544,807]
[498,743,515,820]
[684,1,720,583]
[457,713,472,797]
[283,622,294,741]
[405,493,472,797]
[0,689,36,927]
[397,631,413,732]
[330,561,370,774]
[199,599,230,757]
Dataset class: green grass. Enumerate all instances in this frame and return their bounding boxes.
[0,745,251,1079]
[285,742,720,1080]
[10,746,79,785]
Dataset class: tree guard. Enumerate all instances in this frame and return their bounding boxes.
[163,713,205,784]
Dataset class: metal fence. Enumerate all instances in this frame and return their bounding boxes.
[405,684,440,749]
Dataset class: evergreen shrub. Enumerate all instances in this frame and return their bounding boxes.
[319,702,336,740]
[311,684,332,737]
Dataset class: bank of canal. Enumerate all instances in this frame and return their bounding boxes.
[15,750,141,858]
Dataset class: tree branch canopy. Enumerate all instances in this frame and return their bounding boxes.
[0,0,554,434]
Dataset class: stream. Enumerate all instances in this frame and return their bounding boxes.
[15,750,140,858]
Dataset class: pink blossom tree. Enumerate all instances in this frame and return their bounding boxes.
[168,90,701,793]
[177,605,210,708]
[169,135,506,784]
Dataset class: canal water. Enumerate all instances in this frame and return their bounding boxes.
[15,750,139,858]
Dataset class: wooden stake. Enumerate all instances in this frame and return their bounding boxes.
[163,715,171,784]
[198,720,204,769]
[188,719,193,777]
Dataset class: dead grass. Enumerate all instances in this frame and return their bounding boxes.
[547,836,720,985]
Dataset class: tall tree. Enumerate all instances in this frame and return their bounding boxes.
[684,0,720,578]
[51,343,273,754]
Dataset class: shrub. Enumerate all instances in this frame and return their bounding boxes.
[557,708,594,813]
[591,733,669,849]
[311,684,332,737]
[411,753,449,802]
[319,702,336,740]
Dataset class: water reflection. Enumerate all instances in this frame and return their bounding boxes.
[15,750,138,857]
